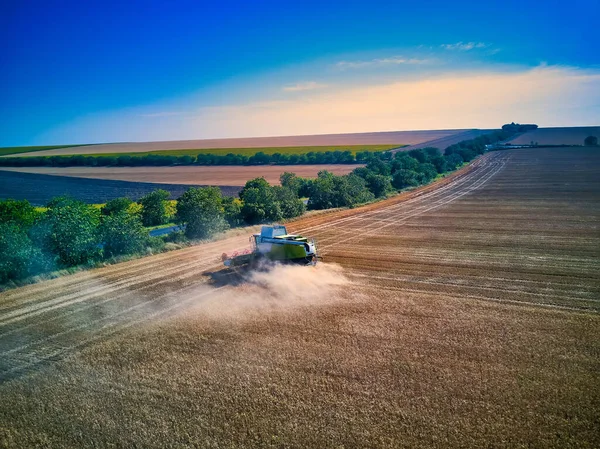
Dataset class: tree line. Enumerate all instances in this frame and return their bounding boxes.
[0,128,521,285]
[0,150,380,167]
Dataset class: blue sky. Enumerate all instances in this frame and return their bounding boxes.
[1,0,599,146]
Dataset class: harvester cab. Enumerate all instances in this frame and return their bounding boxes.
[222,225,318,268]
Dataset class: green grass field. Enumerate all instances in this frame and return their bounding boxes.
[0,145,91,156]
[81,144,403,158]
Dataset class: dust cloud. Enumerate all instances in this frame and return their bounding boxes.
[186,263,351,320]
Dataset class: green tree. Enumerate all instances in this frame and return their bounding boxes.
[366,173,393,198]
[176,187,228,239]
[239,178,282,224]
[308,171,374,210]
[392,169,419,190]
[0,223,47,283]
[417,163,438,183]
[101,197,134,216]
[222,196,243,227]
[584,135,598,146]
[100,211,148,257]
[280,172,302,196]
[36,197,102,266]
[430,155,449,173]
[444,153,464,170]
[391,154,420,173]
[365,158,391,176]
[139,189,170,226]
[273,186,306,219]
[0,199,40,228]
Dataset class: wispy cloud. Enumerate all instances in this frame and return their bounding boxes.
[441,42,488,51]
[282,81,327,92]
[40,65,600,144]
[335,56,431,70]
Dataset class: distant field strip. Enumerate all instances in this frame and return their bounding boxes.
[0,144,90,156]
[0,164,359,187]
[10,129,466,157]
[507,126,600,145]
[0,170,241,205]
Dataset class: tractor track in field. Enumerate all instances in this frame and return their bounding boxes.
[1,148,599,383]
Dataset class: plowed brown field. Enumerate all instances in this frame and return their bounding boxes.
[507,126,600,145]
[1,148,598,448]
[0,164,360,186]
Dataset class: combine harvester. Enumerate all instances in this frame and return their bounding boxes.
[222,225,318,269]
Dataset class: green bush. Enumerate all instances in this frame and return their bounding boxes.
[0,223,47,283]
[366,173,393,198]
[273,186,306,219]
[139,189,170,226]
[0,199,40,228]
[100,211,148,257]
[35,197,102,267]
[176,187,229,239]
[239,178,283,224]
[101,197,134,216]
[308,171,374,210]
[222,197,243,227]
[392,169,419,189]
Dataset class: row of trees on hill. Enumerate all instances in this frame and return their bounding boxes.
[0,150,381,167]
[1,129,517,285]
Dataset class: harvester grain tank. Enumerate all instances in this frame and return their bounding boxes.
[222,225,318,268]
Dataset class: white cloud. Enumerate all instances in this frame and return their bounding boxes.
[335,56,431,70]
[441,42,488,51]
[282,81,327,92]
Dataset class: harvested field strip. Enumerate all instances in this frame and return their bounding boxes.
[328,252,599,281]
[368,285,597,313]
[0,157,508,377]
[1,147,599,448]
[292,154,500,235]
[349,273,598,305]
[316,158,507,249]
[2,286,230,379]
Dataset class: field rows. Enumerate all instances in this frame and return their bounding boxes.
[0,147,599,447]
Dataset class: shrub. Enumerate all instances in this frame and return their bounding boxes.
[280,172,303,196]
[222,197,243,227]
[176,187,228,239]
[100,211,148,257]
[392,169,419,189]
[139,189,170,226]
[35,197,102,267]
[391,154,420,173]
[101,197,134,216]
[273,186,306,219]
[366,174,393,198]
[239,178,282,224]
[0,199,40,228]
[0,223,46,283]
[308,171,374,210]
